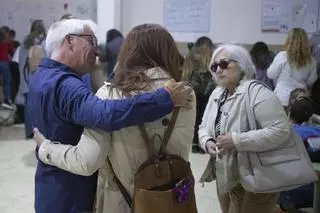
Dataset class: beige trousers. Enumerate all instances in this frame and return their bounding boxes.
[217,184,278,213]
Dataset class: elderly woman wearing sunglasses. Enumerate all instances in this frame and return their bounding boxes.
[198,44,290,213]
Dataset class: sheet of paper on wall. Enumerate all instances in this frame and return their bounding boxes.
[261,0,319,33]
[163,0,211,33]
[0,0,97,43]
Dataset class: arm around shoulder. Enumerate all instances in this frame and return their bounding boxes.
[38,128,110,176]
[56,78,173,131]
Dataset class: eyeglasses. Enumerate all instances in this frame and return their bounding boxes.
[210,59,237,73]
[68,33,98,47]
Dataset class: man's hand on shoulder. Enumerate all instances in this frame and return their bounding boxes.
[164,79,193,108]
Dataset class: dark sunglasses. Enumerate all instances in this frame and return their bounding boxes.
[210,59,237,73]
[67,33,98,47]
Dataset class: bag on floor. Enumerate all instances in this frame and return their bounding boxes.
[0,103,17,126]
[108,108,198,213]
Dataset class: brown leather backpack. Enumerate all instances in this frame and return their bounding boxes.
[108,108,198,213]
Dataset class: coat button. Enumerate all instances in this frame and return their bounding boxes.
[162,118,170,126]
[223,112,228,116]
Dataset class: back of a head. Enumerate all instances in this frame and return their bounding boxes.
[45,19,97,58]
[9,29,16,39]
[250,41,271,70]
[1,26,10,33]
[195,36,214,48]
[60,14,74,20]
[289,96,314,124]
[116,24,181,80]
[106,29,123,43]
[30,20,46,36]
[114,24,181,92]
[285,28,312,68]
[288,88,309,107]
[182,37,215,80]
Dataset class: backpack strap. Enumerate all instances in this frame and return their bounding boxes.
[138,125,157,159]
[107,157,133,207]
[138,107,180,158]
[160,108,180,153]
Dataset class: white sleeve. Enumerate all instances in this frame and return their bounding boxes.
[306,59,318,87]
[267,52,285,81]
[38,128,110,176]
[198,91,217,151]
[12,47,20,63]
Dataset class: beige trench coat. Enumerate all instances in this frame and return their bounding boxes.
[38,67,197,213]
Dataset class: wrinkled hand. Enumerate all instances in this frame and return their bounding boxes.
[206,140,218,156]
[216,133,234,155]
[33,128,45,147]
[164,79,193,108]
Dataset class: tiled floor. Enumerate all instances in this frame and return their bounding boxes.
[0,125,219,213]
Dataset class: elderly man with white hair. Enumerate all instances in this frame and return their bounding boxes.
[28,19,192,213]
[198,44,290,213]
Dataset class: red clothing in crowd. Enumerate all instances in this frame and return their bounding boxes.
[0,40,14,62]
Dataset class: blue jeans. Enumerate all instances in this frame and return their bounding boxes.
[0,61,12,102]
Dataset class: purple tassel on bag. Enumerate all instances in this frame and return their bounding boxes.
[173,179,192,203]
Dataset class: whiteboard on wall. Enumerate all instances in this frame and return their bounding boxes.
[261,0,319,33]
[0,0,97,43]
[163,0,211,33]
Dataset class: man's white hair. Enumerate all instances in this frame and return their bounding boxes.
[45,19,97,58]
[209,44,256,81]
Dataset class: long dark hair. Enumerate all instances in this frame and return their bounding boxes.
[106,29,123,43]
[250,41,273,70]
[112,24,182,93]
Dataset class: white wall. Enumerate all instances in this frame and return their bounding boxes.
[121,0,318,45]
[96,0,122,43]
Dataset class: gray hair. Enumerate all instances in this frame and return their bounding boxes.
[45,19,97,58]
[209,44,256,82]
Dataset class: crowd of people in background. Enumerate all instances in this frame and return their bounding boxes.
[0,15,320,213]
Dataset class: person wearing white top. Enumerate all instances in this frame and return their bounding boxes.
[267,28,317,107]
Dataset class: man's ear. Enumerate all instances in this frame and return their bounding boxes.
[64,35,74,51]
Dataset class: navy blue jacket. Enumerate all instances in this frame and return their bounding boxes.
[28,58,173,213]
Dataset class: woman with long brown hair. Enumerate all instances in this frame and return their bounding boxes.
[267,28,317,107]
[32,24,196,213]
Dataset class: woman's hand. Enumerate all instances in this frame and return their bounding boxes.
[206,140,218,156]
[216,133,235,154]
[33,128,45,147]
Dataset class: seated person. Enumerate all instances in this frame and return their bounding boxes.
[278,94,320,212]
[288,88,320,125]
[289,95,320,162]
